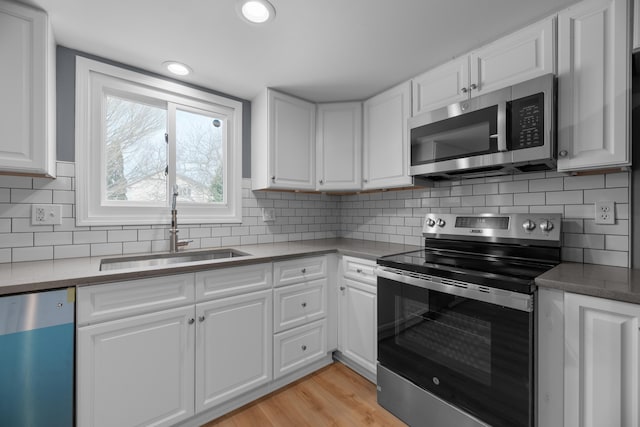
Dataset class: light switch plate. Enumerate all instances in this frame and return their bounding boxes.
[31,204,62,225]
[594,201,615,225]
[262,208,276,222]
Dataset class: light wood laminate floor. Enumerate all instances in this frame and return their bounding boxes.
[202,362,407,427]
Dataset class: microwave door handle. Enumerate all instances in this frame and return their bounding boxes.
[495,100,507,152]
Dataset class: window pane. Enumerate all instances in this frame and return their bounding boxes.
[176,109,225,203]
[105,95,167,202]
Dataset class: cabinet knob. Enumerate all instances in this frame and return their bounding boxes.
[301,302,307,308]
[340,286,346,291]
[319,179,324,185]
[301,268,306,274]
[199,315,205,322]
[301,345,307,351]
[188,318,195,325]
[271,176,276,182]
[469,83,477,90]
[461,87,468,94]
[356,268,362,273]
[559,150,568,157]
[363,179,368,183]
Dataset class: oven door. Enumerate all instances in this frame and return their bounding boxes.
[377,269,533,427]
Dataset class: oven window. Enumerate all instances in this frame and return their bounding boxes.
[378,277,533,427]
[395,293,492,386]
[411,105,498,165]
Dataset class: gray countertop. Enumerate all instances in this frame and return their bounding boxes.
[536,262,640,304]
[0,238,420,296]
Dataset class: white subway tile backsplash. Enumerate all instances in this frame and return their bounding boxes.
[11,189,52,204]
[12,246,53,262]
[584,249,628,268]
[564,175,604,190]
[584,188,629,203]
[55,244,91,259]
[605,235,629,252]
[35,232,73,246]
[529,178,563,192]
[0,162,631,268]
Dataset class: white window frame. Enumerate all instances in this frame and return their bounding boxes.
[75,57,243,226]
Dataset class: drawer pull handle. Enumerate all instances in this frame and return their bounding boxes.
[356,268,363,273]
[188,318,195,325]
[301,345,307,351]
[199,316,205,322]
[301,302,307,308]
[301,268,307,274]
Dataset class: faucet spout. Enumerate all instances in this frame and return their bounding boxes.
[169,185,190,253]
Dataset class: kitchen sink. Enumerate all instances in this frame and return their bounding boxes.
[99,248,251,271]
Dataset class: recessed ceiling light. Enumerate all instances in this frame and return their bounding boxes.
[162,61,192,76]
[236,0,276,24]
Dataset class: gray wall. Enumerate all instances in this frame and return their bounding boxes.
[54,46,252,178]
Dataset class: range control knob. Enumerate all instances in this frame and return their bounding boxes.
[437,219,446,227]
[522,219,536,232]
[540,220,554,233]
[426,218,436,227]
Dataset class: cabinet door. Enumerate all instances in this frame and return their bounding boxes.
[195,289,272,412]
[635,0,640,50]
[471,17,555,95]
[412,56,469,115]
[363,82,413,190]
[77,306,195,427]
[316,102,362,191]
[564,293,640,427]
[0,0,55,177]
[557,0,631,172]
[269,90,316,190]
[338,278,377,375]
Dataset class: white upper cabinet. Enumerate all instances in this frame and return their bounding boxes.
[363,81,413,190]
[0,0,56,177]
[412,17,555,116]
[251,89,316,190]
[557,0,631,172]
[412,56,469,115]
[315,102,362,191]
[471,17,556,94]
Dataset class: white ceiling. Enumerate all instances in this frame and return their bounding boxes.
[22,0,578,103]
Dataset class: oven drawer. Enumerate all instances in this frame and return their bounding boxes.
[273,278,327,333]
[342,256,377,285]
[273,256,327,287]
[273,319,327,378]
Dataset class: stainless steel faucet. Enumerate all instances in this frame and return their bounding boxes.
[169,185,192,253]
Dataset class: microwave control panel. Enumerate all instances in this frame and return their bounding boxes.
[508,92,544,150]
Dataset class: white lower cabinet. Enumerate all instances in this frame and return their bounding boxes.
[273,319,327,378]
[77,305,195,427]
[337,256,377,380]
[564,292,640,427]
[196,290,272,412]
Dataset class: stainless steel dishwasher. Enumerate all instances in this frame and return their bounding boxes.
[0,288,75,426]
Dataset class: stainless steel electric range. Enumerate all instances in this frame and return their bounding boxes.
[376,212,562,427]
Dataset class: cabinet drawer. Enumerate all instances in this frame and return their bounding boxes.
[195,263,272,302]
[342,256,377,285]
[273,256,327,287]
[77,274,195,326]
[274,278,327,333]
[273,319,327,379]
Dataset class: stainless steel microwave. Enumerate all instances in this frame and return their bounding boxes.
[409,73,556,179]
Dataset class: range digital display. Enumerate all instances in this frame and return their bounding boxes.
[454,216,510,230]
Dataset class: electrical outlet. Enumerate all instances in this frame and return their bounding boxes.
[262,208,276,222]
[31,204,62,225]
[594,201,615,225]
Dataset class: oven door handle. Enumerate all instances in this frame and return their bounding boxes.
[376,266,533,312]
